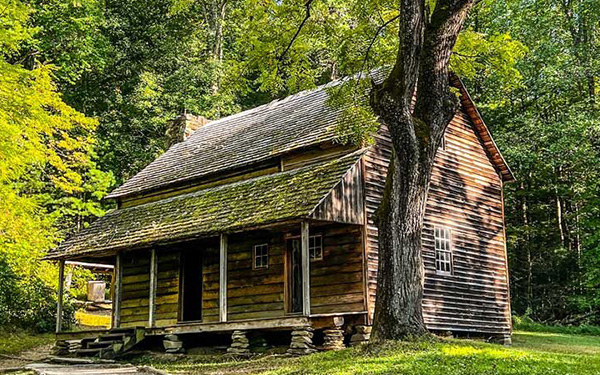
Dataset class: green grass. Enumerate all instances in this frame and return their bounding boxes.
[0,330,54,356]
[142,330,600,375]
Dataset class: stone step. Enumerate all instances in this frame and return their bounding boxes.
[98,333,131,341]
[87,340,120,349]
[74,348,103,357]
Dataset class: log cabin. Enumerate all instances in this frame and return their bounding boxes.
[45,73,515,356]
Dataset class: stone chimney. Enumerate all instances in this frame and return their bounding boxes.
[165,113,211,149]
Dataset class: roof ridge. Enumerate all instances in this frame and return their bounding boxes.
[193,77,349,134]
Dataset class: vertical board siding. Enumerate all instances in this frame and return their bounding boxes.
[364,110,511,335]
[309,225,366,314]
[311,161,365,225]
[225,232,286,321]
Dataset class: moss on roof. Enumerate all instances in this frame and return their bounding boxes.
[46,151,364,260]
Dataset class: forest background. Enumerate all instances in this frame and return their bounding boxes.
[0,0,598,331]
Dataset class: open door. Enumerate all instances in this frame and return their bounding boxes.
[179,250,203,322]
[287,238,303,314]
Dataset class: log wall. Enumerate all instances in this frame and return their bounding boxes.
[120,250,180,328]
[309,224,366,314]
[118,224,367,327]
[225,232,286,321]
[120,252,150,328]
[364,109,512,335]
[200,242,220,323]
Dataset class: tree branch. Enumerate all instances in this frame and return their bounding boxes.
[356,14,401,84]
[278,0,316,62]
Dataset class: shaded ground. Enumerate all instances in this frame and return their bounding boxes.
[2,329,599,374]
[0,331,54,371]
[25,363,155,375]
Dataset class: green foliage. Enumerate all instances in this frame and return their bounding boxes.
[328,77,380,146]
[452,29,527,90]
[0,0,109,331]
[513,316,600,336]
[0,259,75,332]
[467,0,600,324]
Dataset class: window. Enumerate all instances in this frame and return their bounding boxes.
[309,235,323,261]
[434,227,453,275]
[253,244,269,269]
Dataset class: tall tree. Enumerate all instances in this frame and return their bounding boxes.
[368,0,479,339]
[261,0,522,339]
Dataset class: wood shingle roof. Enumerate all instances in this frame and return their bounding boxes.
[107,72,513,200]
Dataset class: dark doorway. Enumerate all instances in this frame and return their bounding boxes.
[180,250,203,322]
[287,239,303,314]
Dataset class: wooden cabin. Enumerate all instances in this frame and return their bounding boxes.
[46,73,515,355]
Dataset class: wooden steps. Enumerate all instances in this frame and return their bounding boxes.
[74,327,145,359]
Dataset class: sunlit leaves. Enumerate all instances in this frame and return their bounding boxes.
[0,0,113,275]
[328,77,380,145]
[452,29,527,92]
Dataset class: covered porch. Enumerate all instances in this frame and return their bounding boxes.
[47,151,370,354]
[55,220,369,333]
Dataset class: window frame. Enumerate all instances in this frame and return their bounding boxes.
[309,235,323,261]
[253,243,269,270]
[434,226,453,275]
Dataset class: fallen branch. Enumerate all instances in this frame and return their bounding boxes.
[559,311,596,326]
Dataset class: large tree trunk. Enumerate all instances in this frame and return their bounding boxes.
[369,0,475,341]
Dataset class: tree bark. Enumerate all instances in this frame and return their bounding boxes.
[369,0,475,341]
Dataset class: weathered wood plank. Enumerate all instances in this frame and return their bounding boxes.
[219,234,228,322]
[364,109,512,335]
[301,221,310,316]
[148,249,158,327]
[113,254,122,328]
[56,259,65,334]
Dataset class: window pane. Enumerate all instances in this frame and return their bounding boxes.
[309,235,323,260]
[434,227,452,274]
[254,244,268,269]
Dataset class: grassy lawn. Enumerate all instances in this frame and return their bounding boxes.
[0,330,54,356]
[141,330,600,375]
[74,310,111,328]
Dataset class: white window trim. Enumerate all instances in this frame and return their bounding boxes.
[434,226,453,276]
[253,243,269,270]
[309,235,323,261]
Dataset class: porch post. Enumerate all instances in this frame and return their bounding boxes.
[148,248,158,327]
[219,234,228,322]
[56,259,65,333]
[301,221,311,316]
[113,252,122,328]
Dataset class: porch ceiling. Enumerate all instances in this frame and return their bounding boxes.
[45,150,365,260]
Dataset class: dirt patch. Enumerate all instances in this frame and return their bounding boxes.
[0,344,53,371]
